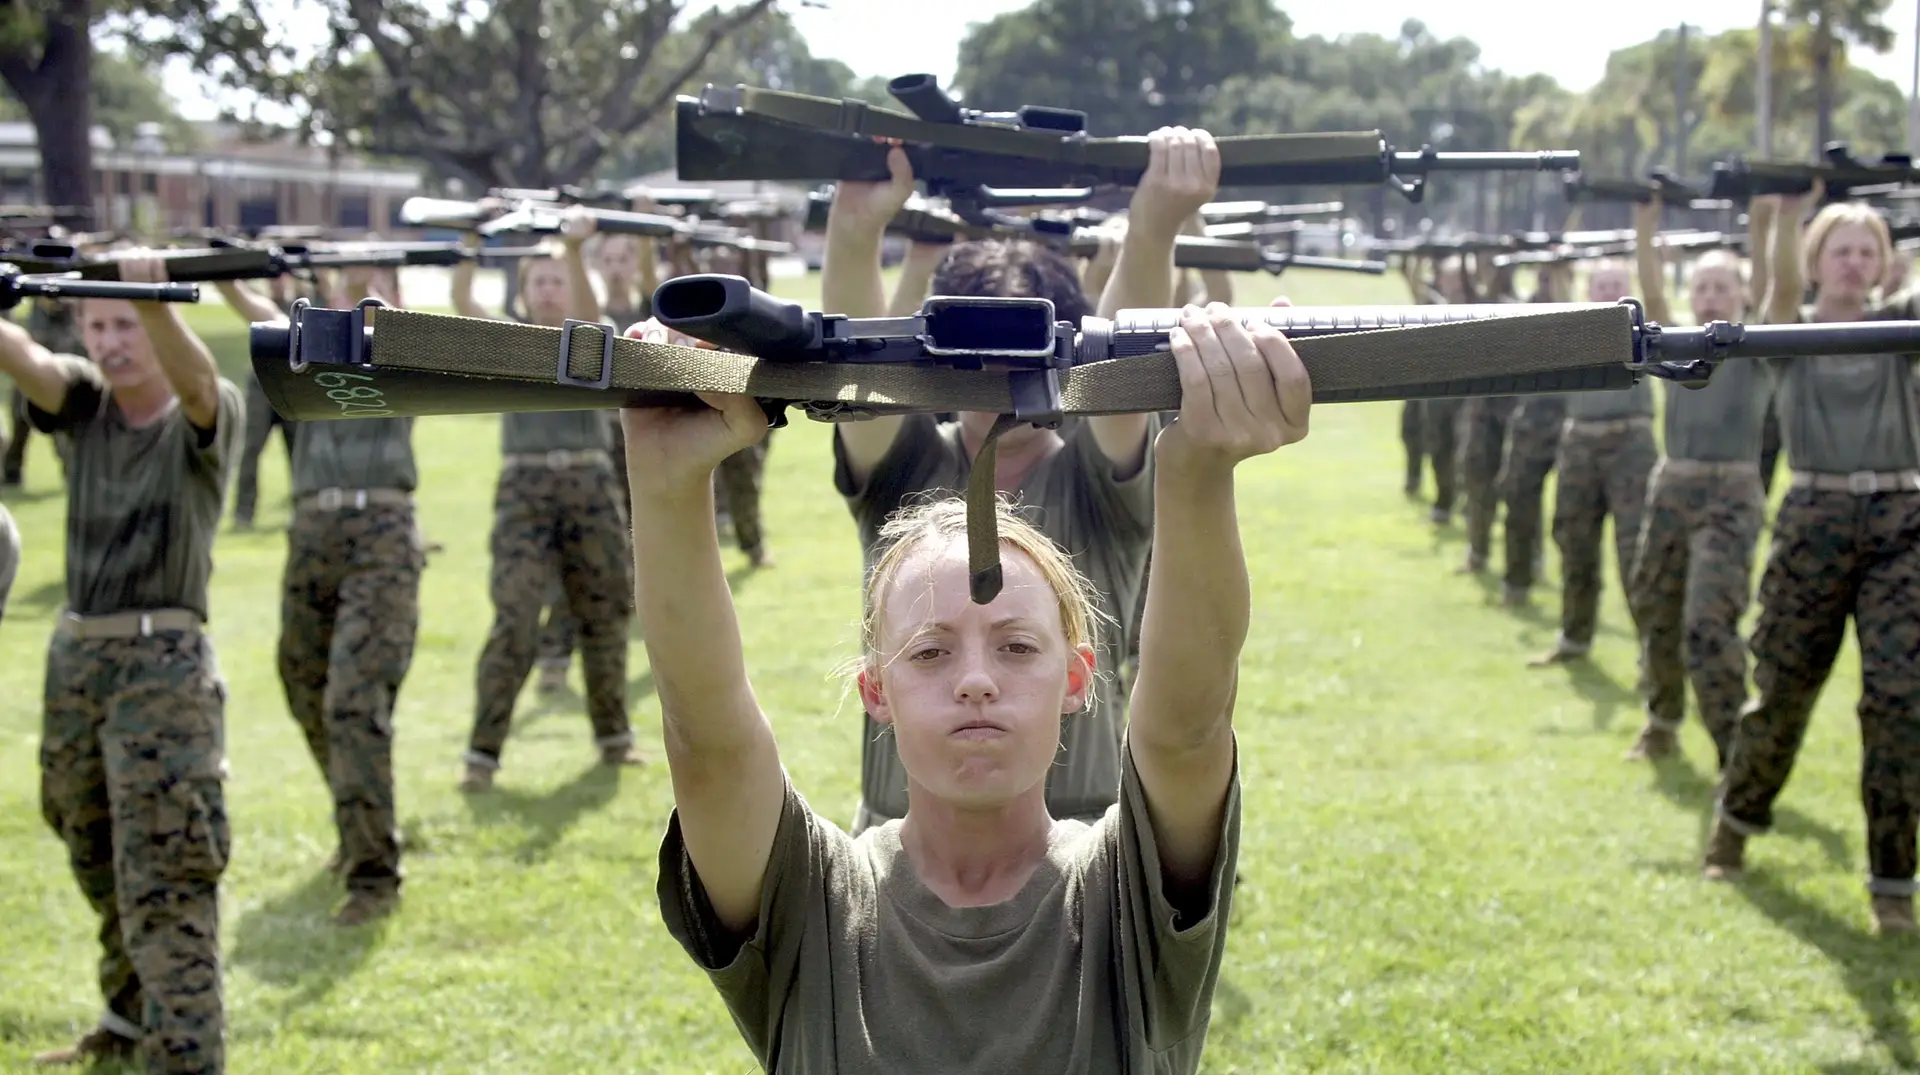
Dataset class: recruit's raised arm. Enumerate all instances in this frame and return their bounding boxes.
[119,257,222,431]
[1128,298,1309,904]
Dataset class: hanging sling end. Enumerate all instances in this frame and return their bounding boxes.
[970,563,1004,605]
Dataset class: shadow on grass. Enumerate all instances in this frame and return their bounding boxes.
[0,1008,116,1062]
[463,761,622,864]
[1211,974,1255,1036]
[228,868,386,1014]
[1530,656,1637,733]
[1649,753,1852,869]
[11,576,67,617]
[1467,571,1553,627]
[1737,870,1920,1072]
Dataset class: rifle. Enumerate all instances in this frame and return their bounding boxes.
[675,75,1580,217]
[1708,143,1920,202]
[400,195,795,255]
[1200,200,1345,224]
[1562,171,1706,205]
[0,261,199,309]
[252,276,1920,601]
[1203,220,1307,240]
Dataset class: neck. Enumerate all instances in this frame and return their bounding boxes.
[112,379,177,428]
[958,421,1063,493]
[898,786,1054,907]
[605,276,636,308]
[1814,291,1866,322]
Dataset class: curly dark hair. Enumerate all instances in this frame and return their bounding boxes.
[930,239,1092,326]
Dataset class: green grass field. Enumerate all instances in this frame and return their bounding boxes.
[2,271,1914,1074]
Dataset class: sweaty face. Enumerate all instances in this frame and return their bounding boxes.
[1689,266,1744,324]
[80,299,161,390]
[1815,222,1886,301]
[867,538,1092,812]
[1587,266,1631,304]
[521,259,572,325]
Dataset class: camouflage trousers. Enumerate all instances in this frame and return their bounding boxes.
[1500,396,1566,591]
[716,431,773,557]
[1458,396,1518,565]
[1759,400,1784,496]
[233,373,297,526]
[1552,418,1658,647]
[41,627,228,1073]
[1626,460,1765,764]
[278,500,424,897]
[1718,486,1920,890]
[468,461,634,767]
[1400,400,1425,492]
[1421,398,1463,515]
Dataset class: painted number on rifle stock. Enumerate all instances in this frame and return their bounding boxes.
[311,371,393,418]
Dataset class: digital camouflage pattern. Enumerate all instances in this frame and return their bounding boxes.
[716,432,773,560]
[1400,400,1424,494]
[1760,402,1784,494]
[231,372,297,527]
[468,463,634,766]
[1457,396,1517,567]
[1627,463,1766,764]
[1421,398,1462,517]
[1718,487,1920,889]
[536,578,577,674]
[1552,420,1659,647]
[41,628,229,1073]
[278,501,424,897]
[1500,395,1566,592]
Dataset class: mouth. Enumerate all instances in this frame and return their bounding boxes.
[98,354,132,373]
[949,718,1010,740]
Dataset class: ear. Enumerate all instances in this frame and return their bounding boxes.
[1062,644,1097,715]
[858,667,894,726]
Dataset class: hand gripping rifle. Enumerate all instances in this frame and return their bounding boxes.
[675,75,1580,220]
[1708,143,1920,202]
[248,275,1920,601]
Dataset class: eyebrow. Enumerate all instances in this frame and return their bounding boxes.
[921,617,1039,633]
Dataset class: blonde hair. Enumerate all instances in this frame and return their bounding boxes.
[853,497,1105,684]
[1690,249,1747,284]
[1802,202,1892,289]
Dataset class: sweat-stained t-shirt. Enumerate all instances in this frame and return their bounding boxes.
[1774,293,1920,475]
[290,417,417,498]
[658,740,1242,1075]
[29,354,243,620]
[834,414,1160,823]
[1661,356,1776,463]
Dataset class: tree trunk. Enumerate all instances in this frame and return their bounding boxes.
[1813,11,1835,154]
[0,0,96,230]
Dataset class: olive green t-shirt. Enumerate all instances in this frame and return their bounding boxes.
[0,500,19,625]
[290,418,417,497]
[1774,295,1920,474]
[500,410,612,455]
[658,741,1242,1074]
[28,355,243,619]
[1564,376,1656,421]
[834,414,1160,822]
[1662,356,1776,463]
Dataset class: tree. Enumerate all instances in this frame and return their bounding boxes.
[0,0,279,227]
[256,0,778,191]
[0,47,198,149]
[954,0,1291,136]
[1778,0,1895,152]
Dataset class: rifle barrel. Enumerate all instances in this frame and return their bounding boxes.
[1398,150,1581,173]
[1654,321,1920,361]
[8,273,200,303]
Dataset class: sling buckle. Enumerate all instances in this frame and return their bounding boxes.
[557,319,614,390]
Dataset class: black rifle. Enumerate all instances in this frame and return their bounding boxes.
[1562,171,1706,205]
[247,272,1920,438]
[1200,200,1345,224]
[1708,143,1920,202]
[0,261,198,310]
[675,76,1580,212]
[402,196,794,255]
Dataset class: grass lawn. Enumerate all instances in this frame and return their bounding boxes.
[1,269,1913,1073]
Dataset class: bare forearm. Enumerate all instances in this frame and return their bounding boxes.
[630,481,765,757]
[1747,207,1775,318]
[0,320,70,413]
[564,244,601,323]
[135,306,221,428]
[1198,268,1233,306]
[1097,222,1180,319]
[1131,459,1247,746]
[216,280,285,325]
[887,243,943,316]
[1633,225,1672,326]
[822,227,888,319]
[1768,213,1803,325]
[451,261,488,319]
